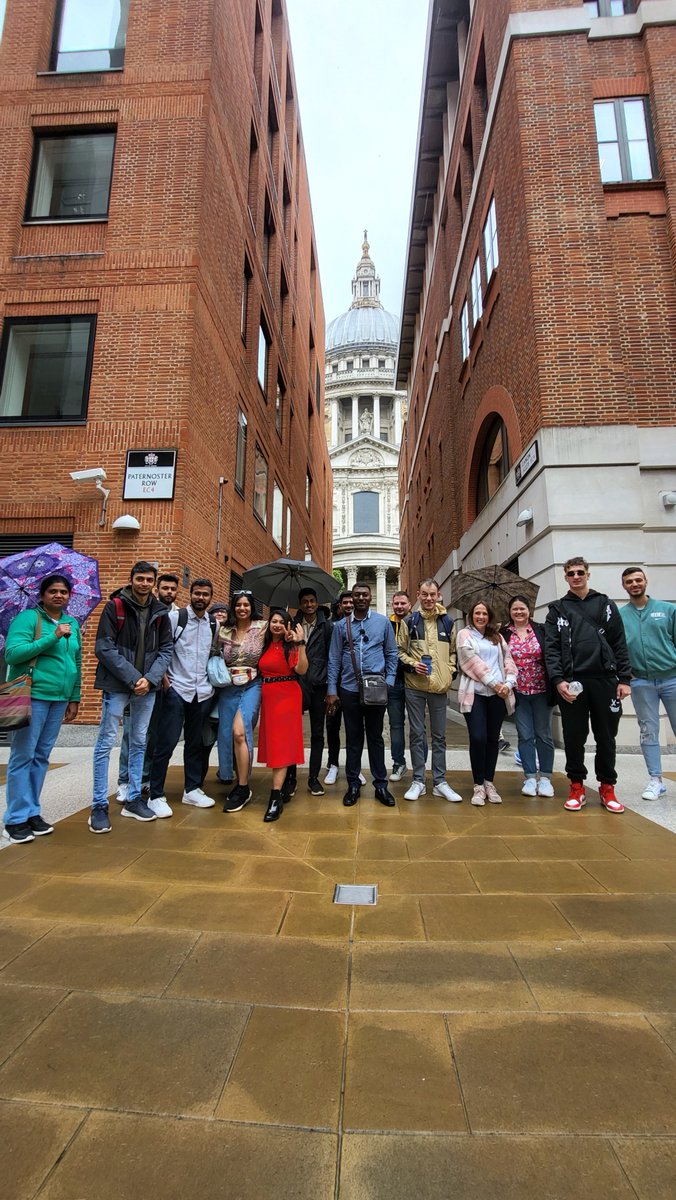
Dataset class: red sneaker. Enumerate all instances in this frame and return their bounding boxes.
[599,783,624,814]
[564,782,586,811]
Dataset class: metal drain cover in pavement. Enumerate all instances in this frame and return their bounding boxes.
[333,883,378,905]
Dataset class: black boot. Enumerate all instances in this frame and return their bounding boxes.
[281,767,297,801]
[264,789,284,823]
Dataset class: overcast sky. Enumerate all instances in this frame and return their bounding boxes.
[285,0,429,330]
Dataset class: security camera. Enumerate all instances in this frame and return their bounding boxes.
[70,468,107,484]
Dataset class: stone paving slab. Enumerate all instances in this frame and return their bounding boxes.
[0,765,675,1197]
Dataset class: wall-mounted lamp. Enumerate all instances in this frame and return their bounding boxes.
[112,514,141,531]
[661,492,676,509]
[516,507,534,527]
[69,467,110,527]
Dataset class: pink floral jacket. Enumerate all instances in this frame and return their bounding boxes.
[456,626,517,714]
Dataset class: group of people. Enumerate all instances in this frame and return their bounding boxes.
[2,555,675,843]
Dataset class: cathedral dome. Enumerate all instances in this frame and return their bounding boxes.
[325,233,399,353]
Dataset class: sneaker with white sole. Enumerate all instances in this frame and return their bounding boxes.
[115,784,129,804]
[433,781,462,802]
[324,765,339,785]
[471,784,486,806]
[537,778,555,798]
[642,777,667,801]
[404,780,426,801]
[521,778,538,797]
[389,763,407,782]
[182,788,215,808]
[121,798,156,822]
[148,796,173,818]
[484,781,502,804]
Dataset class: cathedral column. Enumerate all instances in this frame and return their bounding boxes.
[394,396,402,445]
[330,398,338,446]
[347,567,358,589]
[376,566,387,615]
[352,395,359,441]
[373,394,380,439]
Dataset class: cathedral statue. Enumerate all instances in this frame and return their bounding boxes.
[359,408,373,434]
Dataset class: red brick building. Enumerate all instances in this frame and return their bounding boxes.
[0,0,331,720]
[398,0,676,637]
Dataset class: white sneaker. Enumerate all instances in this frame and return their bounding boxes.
[642,777,667,801]
[521,778,538,797]
[115,784,129,804]
[389,763,407,782]
[484,781,502,804]
[182,788,215,808]
[537,778,555,798]
[148,796,173,819]
[324,765,338,785]
[471,785,486,806]
[433,781,462,803]
[359,772,366,785]
[404,780,426,801]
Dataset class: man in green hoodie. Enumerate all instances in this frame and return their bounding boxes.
[621,566,676,801]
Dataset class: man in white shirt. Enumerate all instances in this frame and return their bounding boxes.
[148,579,221,815]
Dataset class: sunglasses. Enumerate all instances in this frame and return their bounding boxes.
[566,570,587,578]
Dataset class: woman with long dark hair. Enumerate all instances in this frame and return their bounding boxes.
[257,609,308,822]
[2,574,81,844]
[457,600,517,806]
[502,595,555,797]
[216,590,266,813]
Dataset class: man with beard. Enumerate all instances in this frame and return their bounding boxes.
[148,579,221,815]
[621,566,676,801]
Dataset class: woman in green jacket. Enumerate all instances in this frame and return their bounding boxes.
[2,574,82,844]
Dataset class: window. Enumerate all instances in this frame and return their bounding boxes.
[51,0,128,73]
[272,482,283,547]
[257,321,269,393]
[0,316,96,423]
[305,469,312,512]
[253,443,268,525]
[584,1,636,16]
[460,301,470,362]
[0,0,6,42]
[235,409,247,494]
[353,491,379,534]
[594,98,655,183]
[476,417,510,513]
[241,258,252,341]
[285,505,292,555]
[26,129,115,222]
[275,375,285,436]
[263,198,274,276]
[471,256,483,327]
[483,198,499,279]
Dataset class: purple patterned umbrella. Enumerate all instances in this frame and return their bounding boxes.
[0,542,102,649]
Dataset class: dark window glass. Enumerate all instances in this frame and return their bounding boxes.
[235,409,247,494]
[353,490,379,534]
[27,130,115,221]
[0,317,96,423]
[51,0,128,73]
[254,443,268,524]
[476,417,510,513]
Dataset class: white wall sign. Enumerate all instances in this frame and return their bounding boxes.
[515,440,538,486]
[123,450,177,500]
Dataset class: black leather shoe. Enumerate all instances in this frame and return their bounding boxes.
[375,787,396,808]
[264,789,283,822]
[343,786,360,807]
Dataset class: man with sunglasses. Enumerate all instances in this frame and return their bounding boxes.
[545,556,631,813]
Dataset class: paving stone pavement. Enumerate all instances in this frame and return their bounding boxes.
[1,764,676,1199]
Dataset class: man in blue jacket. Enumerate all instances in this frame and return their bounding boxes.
[327,582,399,808]
[621,566,676,801]
[90,561,173,833]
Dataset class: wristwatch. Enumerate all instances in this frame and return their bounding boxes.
[297,639,306,645]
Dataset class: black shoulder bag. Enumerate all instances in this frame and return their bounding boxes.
[345,617,388,706]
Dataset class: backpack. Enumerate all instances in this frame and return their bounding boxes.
[111,600,215,642]
[406,610,454,642]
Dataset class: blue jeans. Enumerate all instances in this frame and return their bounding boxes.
[4,699,67,826]
[387,680,406,766]
[631,675,676,777]
[118,689,163,787]
[514,691,555,777]
[92,691,156,808]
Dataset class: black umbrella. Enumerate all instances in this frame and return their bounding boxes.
[449,565,539,623]
[241,557,341,610]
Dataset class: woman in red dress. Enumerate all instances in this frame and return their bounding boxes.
[257,610,308,822]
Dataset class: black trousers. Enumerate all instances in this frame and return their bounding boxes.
[150,688,213,797]
[326,704,342,767]
[464,693,506,784]
[305,684,327,779]
[559,675,622,784]
[340,687,386,788]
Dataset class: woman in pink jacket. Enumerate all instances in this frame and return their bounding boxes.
[457,600,517,806]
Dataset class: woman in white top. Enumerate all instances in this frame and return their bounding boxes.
[456,600,517,807]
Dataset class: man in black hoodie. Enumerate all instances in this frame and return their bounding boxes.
[90,561,173,833]
[545,556,631,814]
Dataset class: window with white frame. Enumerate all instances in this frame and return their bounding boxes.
[51,0,129,72]
[285,505,292,555]
[483,197,499,279]
[26,130,116,221]
[584,1,636,16]
[253,443,268,525]
[272,482,283,547]
[594,98,656,183]
[460,301,470,362]
[471,256,483,327]
[257,321,269,393]
[0,0,7,42]
[235,409,247,494]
